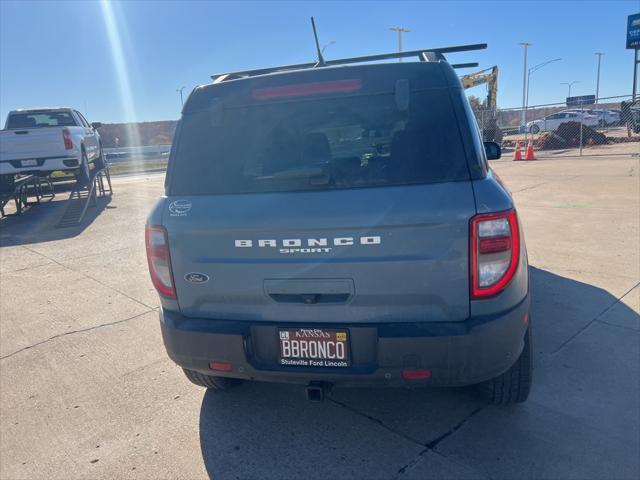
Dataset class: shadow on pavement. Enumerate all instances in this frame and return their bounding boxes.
[0,192,112,247]
[528,266,638,354]
[196,268,638,479]
[199,381,482,480]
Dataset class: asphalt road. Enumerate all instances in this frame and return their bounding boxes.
[1,156,638,479]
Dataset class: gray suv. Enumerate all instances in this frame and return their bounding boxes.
[146,49,531,404]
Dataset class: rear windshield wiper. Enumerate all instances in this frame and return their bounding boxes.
[254,165,330,183]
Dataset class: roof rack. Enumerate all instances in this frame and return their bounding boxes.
[211,43,487,83]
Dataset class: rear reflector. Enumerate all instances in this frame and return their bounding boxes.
[470,210,520,299]
[253,79,362,100]
[209,361,232,372]
[402,369,432,380]
[145,224,176,298]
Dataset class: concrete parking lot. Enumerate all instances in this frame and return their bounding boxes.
[1,156,638,480]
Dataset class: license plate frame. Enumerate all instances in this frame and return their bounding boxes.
[278,328,350,368]
[20,159,38,167]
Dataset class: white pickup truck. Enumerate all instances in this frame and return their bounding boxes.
[0,108,104,182]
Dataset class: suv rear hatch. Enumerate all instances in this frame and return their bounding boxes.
[163,64,477,324]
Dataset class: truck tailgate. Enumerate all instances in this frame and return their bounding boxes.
[0,128,66,161]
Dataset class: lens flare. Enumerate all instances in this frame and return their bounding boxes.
[100,0,142,158]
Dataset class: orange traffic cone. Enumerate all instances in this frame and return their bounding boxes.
[525,140,536,161]
[513,141,523,161]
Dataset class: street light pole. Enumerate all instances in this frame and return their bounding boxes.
[633,49,639,102]
[524,58,561,136]
[176,86,186,107]
[321,40,336,55]
[389,26,410,62]
[519,42,532,129]
[560,81,580,98]
[595,52,604,104]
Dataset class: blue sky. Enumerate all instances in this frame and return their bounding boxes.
[1,0,637,124]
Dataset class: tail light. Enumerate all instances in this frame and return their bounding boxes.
[470,210,520,299]
[62,128,73,150]
[145,225,176,298]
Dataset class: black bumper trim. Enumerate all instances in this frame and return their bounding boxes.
[159,295,530,387]
[160,296,528,338]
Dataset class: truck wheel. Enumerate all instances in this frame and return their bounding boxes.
[0,174,15,193]
[529,125,540,134]
[75,149,90,181]
[95,145,106,170]
[476,325,532,405]
[182,368,242,390]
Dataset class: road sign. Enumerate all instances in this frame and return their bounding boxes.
[628,13,640,49]
[566,95,596,107]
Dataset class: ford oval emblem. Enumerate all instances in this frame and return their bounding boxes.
[184,272,209,284]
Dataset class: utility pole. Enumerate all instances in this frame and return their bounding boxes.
[560,81,580,98]
[519,42,532,130]
[595,52,604,104]
[176,86,186,107]
[389,26,410,62]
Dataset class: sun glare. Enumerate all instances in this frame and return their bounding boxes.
[100,0,142,155]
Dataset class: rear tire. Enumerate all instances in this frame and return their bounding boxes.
[477,324,532,405]
[95,144,106,170]
[0,174,15,193]
[529,125,540,134]
[182,368,242,390]
[75,149,90,182]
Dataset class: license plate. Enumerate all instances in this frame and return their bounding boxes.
[21,159,37,167]
[278,328,350,368]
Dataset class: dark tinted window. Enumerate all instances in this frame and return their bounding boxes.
[169,87,468,195]
[6,111,77,129]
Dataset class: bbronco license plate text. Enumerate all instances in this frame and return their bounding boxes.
[278,328,350,367]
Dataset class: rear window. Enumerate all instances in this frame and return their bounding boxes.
[168,85,469,195]
[6,111,77,129]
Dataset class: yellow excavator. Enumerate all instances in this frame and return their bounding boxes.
[460,66,501,142]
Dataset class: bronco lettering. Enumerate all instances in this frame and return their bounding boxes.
[235,236,381,250]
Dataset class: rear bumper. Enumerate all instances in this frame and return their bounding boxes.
[0,155,80,175]
[160,295,530,388]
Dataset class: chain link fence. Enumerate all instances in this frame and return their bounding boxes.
[474,95,640,158]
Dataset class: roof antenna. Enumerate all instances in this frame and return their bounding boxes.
[311,17,325,67]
